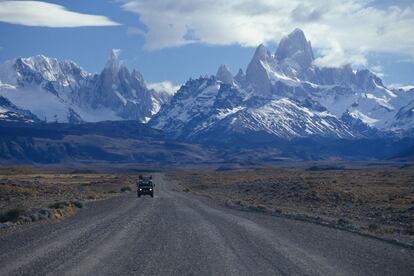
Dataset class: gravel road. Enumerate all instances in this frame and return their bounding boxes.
[0,173,413,276]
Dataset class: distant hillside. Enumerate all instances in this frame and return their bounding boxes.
[1,121,414,165]
[0,121,215,164]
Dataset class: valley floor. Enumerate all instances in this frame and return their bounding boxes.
[0,167,137,230]
[169,164,414,247]
[0,173,413,275]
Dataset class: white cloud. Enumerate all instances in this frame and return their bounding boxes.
[370,65,385,78]
[121,0,414,66]
[0,1,120,27]
[127,27,146,36]
[314,40,367,67]
[147,81,180,95]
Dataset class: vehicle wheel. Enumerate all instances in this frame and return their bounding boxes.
[138,193,141,198]
[151,193,154,198]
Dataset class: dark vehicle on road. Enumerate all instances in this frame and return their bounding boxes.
[137,175,154,198]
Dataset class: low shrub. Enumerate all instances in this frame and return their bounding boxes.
[273,208,283,214]
[120,186,132,192]
[404,226,414,236]
[49,201,70,209]
[0,208,26,223]
[29,213,41,222]
[18,215,31,223]
[337,218,350,226]
[38,208,52,219]
[71,200,84,208]
[368,223,379,231]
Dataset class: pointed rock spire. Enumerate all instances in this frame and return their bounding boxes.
[106,49,121,70]
[251,44,269,63]
[216,64,234,85]
[234,68,246,83]
[132,69,145,83]
[101,49,123,88]
[236,68,244,77]
[275,28,314,68]
[246,44,272,97]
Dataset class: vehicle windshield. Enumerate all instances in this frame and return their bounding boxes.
[140,183,152,187]
[139,180,152,187]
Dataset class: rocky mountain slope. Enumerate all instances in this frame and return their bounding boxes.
[151,29,414,142]
[0,28,413,151]
[0,96,39,123]
[0,50,171,123]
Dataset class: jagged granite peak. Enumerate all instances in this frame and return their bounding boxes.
[102,49,123,85]
[150,75,359,141]
[10,55,89,87]
[106,49,121,69]
[216,64,234,85]
[235,68,245,78]
[246,44,272,97]
[252,44,269,62]
[275,28,314,68]
[89,50,165,121]
[0,50,172,123]
[1,29,414,142]
[246,30,317,96]
[132,69,145,84]
[151,28,414,141]
[234,68,246,84]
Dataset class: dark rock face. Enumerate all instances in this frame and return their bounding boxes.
[275,29,315,67]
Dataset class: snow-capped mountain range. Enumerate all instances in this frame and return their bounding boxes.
[0,50,170,123]
[1,29,413,142]
[151,29,414,141]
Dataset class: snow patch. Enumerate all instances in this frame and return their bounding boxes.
[114,91,127,106]
[217,107,243,119]
[349,110,379,126]
[364,93,394,110]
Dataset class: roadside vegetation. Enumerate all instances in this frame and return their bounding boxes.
[169,164,414,246]
[0,167,137,230]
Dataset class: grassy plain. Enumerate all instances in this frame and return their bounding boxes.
[0,167,137,228]
[169,163,414,245]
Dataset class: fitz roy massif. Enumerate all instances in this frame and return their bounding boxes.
[1,29,414,147]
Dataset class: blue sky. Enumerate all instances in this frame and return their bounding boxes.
[0,0,413,87]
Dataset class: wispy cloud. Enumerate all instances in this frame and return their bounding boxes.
[370,65,385,78]
[0,1,120,27]
[127,27,146,36]
[147,81,180,95]
[120,0,414,67]
[314,40,368,67]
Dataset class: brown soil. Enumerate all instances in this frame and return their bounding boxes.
[169,165,414,245]
[0,166,138,228]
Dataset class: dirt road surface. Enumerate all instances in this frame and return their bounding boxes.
[0,174,413,275]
